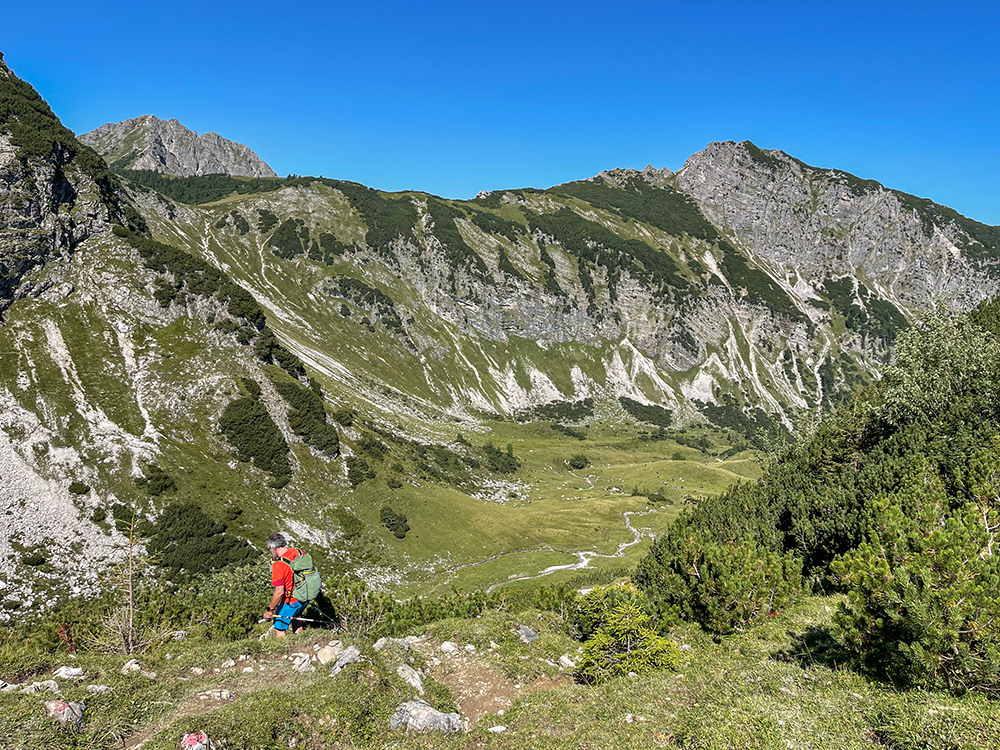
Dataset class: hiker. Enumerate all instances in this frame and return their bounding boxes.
[263,533,316,637]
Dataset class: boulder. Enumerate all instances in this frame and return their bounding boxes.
[53,666,84,680]
[45,700,85,728]
[396,664,424,694]
[389,699,463,734]
[179,730,216,749]
[330,645,361,676]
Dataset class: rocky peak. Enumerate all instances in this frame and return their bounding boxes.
[80,115,277,178]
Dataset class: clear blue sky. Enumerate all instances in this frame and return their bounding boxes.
[4,1,998,224]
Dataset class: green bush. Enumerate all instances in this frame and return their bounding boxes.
[269,218,307,259]
[380,506,410,539]
[333,508,364,541]
[134,463,176,496]
[21,552,46,567]
[833,457,1000,694]
[346,456,375,486]
[636,532,802,634]
[253,329,305,377]
[91,507,107,523]
[482,441,518,473]
[618,397,673,428]
[568,453,590,470]
[219,393,292,486]
[147,502,255,581]
[273,379,340,457]
[68,480,90,495]
[576,584,680,684]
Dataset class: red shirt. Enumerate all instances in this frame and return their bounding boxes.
[271,548,301,604]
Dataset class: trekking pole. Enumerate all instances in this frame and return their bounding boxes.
[258,616,339,626]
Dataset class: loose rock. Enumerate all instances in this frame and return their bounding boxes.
[396,664,424,694]
[330,645,361,676]
[86,685,112,694]
[291,654,315,674]
[558,654,577,670]
[197,689,234,701]
[439,641,460,656]
[220,659,236,669]
[45,700,85,728]
[53,666,84,680]
[516,625,538,645]
[121,659,141,675]
[389,699,463,734]
[488,725,507,734]
[179,730,217,749]
[171,630,188,641]
[315,642,344,665]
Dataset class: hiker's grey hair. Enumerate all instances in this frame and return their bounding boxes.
[266,533,286,550]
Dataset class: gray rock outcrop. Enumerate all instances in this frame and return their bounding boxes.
[80,115,277,178]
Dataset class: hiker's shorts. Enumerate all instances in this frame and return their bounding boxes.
[273,600,304,631]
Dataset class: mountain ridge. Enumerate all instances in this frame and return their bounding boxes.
[3,50,1000,614]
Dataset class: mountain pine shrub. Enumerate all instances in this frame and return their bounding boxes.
[574,583,679,683]
[635,532,802,634]
[832,454,1000,694]
[218,389,292,487]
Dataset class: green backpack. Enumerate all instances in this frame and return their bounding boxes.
[279,550,322,602]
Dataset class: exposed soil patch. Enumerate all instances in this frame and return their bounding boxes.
[424,652,572,724]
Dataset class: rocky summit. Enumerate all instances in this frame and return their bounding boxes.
[79,115,277,178]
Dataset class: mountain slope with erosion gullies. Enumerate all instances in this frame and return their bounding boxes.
[3,48,1000,615]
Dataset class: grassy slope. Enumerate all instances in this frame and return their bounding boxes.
[3,595,998,749]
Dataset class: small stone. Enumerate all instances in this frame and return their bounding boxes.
[197,689,234,701]
[464,644,476,653]
[190,667,204,676]
[242,666,254,674]
[121,659,141,674]
[141,671,157,680]
[32,680,60,693]
[558,654,577,670]
[165,653,174,661]
[86,684,112,694]
[487,725,507,734]
[45,700,85,727]
[489,641,499,650]
[53,666,84,680]
[516,625,538,645]
[627,671,638,680]
[238,654,249,662]
[625,713,634,724]
[220,659,236,669]
[179,730,216,749]
[291,654,315,674]
[171,630,188,641]
[679,643,691,651]
[330,645,361,676]
[439,641,460,656]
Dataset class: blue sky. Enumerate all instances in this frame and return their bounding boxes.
[5,1,998,223]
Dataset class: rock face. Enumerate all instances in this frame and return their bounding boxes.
[80,115,277,178]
